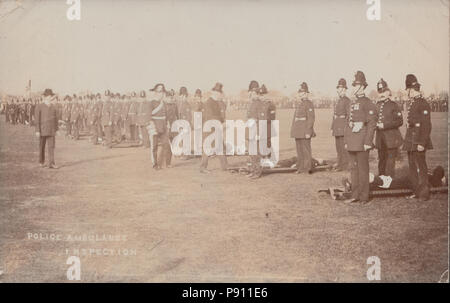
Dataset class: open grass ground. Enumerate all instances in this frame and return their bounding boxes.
[0,108,448,282]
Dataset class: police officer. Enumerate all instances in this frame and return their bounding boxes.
[70,96,82,140]
[290,82,315,174]
[62,96,72,138]
[200,82,228,173]
[137,91,150,148]
[403,74,432,201]
[260,84,276,161]
[101,94,113,148]
[331,78,351,171]
[343,71,377,204]
[192,89,203,155]
[246,80,263,178]
[146,83,170,169]
[126,92,139,141]
[164,89,179,168]
[178,87,192,126]
[89,94,103,145]
[193,89,203,112]
[375,78,403,178]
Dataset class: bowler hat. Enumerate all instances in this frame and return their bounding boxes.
[43,88,55,97]
[212,82,223,93]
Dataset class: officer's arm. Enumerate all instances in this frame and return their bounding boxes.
[364,103,377,146]
[384,103,403,130]
[418,102,432,146]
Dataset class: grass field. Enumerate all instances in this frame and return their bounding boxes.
[0,108,448,282]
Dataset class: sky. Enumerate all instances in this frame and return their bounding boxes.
[0,0,448,97]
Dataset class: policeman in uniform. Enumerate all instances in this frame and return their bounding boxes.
[137,91,150,148]
[164,89,179,167]
[126,92,139,141]
[178,87,192,126]
[199,82,228,173]
[147,83,170,169]
[344,71,378,204]
[101,94,113,148]
[70,96,82,140]
[331,78,351,171]
[193,89,203,112]
[246,80,263,178]
[403,74,433,201]
[62,96,72,138]
[89,94,103,145]
[290,82,315,174]
[111,94,123,143]
[375,78,403,178]
[260,84,276,162]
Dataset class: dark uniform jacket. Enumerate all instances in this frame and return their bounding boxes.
[331,96,351,137]
[375,99,403,149]
[402,96,433,151]
[247,98,274,140]
[202,98,226,123]
[35,103,58,136]
[290,98,315,139]
[344,96,377,151]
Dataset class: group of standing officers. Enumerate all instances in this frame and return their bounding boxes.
[2,71,434,203]
[328,72,432,203]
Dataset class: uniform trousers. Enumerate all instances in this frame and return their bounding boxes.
[407,151,430,200]
[295,138,312,172]
[348,150,370,201]
[334,136,349,170]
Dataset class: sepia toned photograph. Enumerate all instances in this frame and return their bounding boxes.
[0,0,448,285]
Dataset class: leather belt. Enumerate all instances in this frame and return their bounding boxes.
[295,117,306,121]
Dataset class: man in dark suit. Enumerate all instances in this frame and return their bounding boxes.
[290,82,315,174]
[403,74,433,201]
[375,79,403,178]
[35,89,59,169]
[331,78,351,171]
